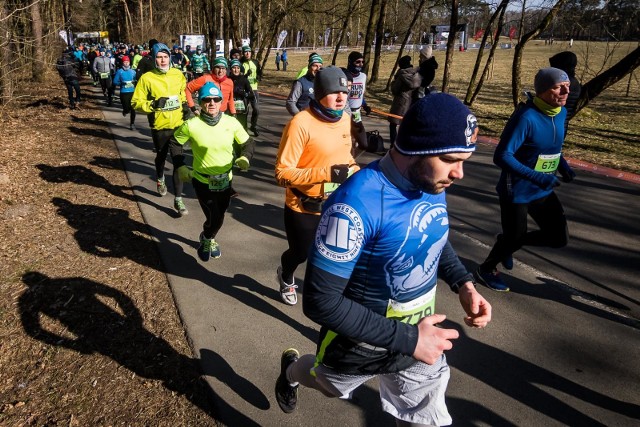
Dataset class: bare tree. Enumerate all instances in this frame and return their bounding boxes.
[511,0,568,106]
[441,0,459,92]
[31,0,45,82]
[0,0,11,104]
[464,0,509,106]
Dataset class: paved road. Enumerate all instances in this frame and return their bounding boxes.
[101,89,640,426]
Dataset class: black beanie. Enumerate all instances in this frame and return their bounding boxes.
[348,51,364,64]
[398,55,412,69]
[314,66,349,101]
[549,51,578,77]
[148,39,158,49]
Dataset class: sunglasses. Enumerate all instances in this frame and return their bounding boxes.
[202,97,222,104]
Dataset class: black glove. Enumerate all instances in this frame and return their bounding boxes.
[559,167,576,183]
[190,105,198,113]
[330,164,350,183]
[152,97,169,109]
[246,69,252,76]
[363,104,372,115]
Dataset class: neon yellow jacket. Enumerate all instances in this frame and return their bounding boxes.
[131,68,186,130]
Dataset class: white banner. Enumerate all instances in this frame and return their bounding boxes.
[277,30,287,49]
[59,30,69,45]
[324,28,331,47]
[296,30,304,47]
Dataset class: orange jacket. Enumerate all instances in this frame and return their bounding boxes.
[186,74,236,114]
[275,110,358,214]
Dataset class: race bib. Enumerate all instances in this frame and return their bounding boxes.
[352,109,362,123]
[123,81,134,89]
[195,67,203,73]
[234,99,246,112]
[386,287,436,325]
[534,153,561,173]
[100,72,110,79]
[208,172,231,191]
[161,95,181,111]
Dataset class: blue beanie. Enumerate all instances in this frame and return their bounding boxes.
[395,93,478,155]
[152,43,170,58]
[534,67,569,94]
[198,82,223,103]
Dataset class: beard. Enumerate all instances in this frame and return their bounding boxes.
[407,158,451,194]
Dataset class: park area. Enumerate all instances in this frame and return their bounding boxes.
[0,39,638,425]
[264,40,639,174]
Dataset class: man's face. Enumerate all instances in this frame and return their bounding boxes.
[196,49,202,54]
[123,60,130,68]
[310,63,322,76]
[155,52,170,69]
[538,82,570,107]
[407,152,472,194]
[201,97,222,115]
[243,50,251,59]
[214,66,226,78]
[232,53,241,60]
[319,91,348,110]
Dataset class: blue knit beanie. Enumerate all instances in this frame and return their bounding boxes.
[534,67,569,94]
[198,82,223,103]
[152,43,170,58]
[395,93,478,155]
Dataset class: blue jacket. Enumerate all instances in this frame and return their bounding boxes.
[494,100,567,203]
[113,68,137,93]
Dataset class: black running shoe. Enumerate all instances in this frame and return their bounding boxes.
[275,348,299,413]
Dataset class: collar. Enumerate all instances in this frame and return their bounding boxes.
[379,153,420,193]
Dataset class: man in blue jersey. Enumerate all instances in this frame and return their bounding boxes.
[474,67,573,292]
[275,93,492,426]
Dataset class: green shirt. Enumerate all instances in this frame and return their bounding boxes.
[173,114,250,184]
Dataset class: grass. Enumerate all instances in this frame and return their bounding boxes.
[260,41,640,174]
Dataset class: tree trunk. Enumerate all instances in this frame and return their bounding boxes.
[441,0,459,93]
[362,0,381,76]
[369,0,389,84]
[225,0,241,49]
[464,0,508,105]
[332,0,357,65]
[31,0,44,82]
[0,0,11,104]
[511,0,568,106]
[576,46,640,112]
[385,0,428,91]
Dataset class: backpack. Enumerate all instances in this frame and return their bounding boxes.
[365,130,385,153]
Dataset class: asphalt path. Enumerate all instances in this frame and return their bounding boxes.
[99,88,639,426]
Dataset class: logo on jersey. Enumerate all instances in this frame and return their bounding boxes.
[315,203,364,262]
[349,82,364,99]
[384,202,449,295]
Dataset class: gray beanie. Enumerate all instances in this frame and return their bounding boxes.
[313,66,349,101]
[534,67,569,94]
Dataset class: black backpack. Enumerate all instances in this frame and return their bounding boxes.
[365,130,385,153]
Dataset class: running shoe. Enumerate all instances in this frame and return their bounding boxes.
[250,126,259,137]
[502,254,514,270]
[197,233,212,262]
[275,348,299,414]
[277,266,298,305]
[129,123,136,131]
[210,239,221,259]
[174,198,188,216]
[157,179,167,196]
[474,267,510,292]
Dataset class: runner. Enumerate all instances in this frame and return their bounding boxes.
[285,53,322,116]
[189,45,210,79]
[112,55,137,130]
[229,59,255,131]
[274,93,492,427]
[474,67,574,292]
[92,48,114,106]
[172,82,255,261]
[56,48,82,109]
[241,45,261,136]
[275,66,359,306]
[131,42,189,217]
[186,57,236,116]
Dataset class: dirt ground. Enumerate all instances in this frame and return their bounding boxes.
[0,76,218,426]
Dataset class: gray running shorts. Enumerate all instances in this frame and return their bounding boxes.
[311,354,452,426]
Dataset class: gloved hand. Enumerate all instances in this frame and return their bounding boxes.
[246,69,252,76]
[363,104,372,116]
[152,97,169,110]
[558,167,576,183]
[177,165,192,182]
[235,156,250,171]
[540,173,560,191]
[330,164,350,183]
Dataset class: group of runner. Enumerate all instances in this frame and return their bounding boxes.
[57,42,580,426]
